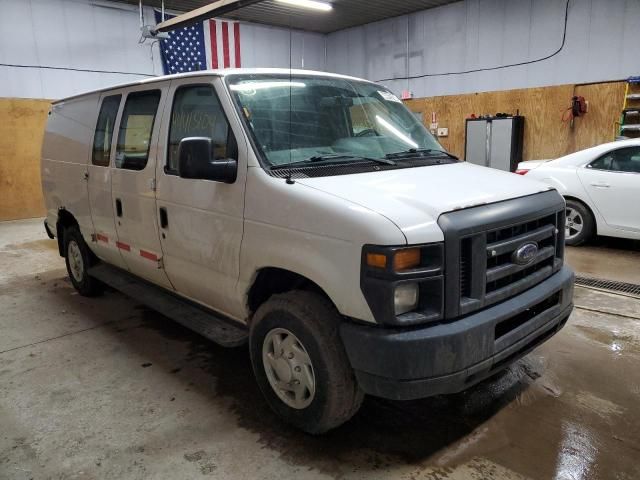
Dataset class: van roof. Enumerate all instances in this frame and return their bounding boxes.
[51,68,375,104]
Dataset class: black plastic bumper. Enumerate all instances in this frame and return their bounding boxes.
[340,265,574,400]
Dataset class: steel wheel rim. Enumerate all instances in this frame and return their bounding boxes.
[68,240,84,283]
[262,328,316,409]
[565,207,584,240]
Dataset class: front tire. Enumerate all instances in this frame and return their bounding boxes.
[565,199,594,246]
[63,226,102,296]
[249,291,363,434]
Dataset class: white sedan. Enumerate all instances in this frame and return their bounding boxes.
[516,139,640,245]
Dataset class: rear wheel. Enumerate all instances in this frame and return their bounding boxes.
[565,199,595,246]
[64,226,103,296]
[249,290,363,434]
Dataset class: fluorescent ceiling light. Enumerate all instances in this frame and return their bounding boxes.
[230,81,307,91]
[275,0,333,12]
[376,115,418,148]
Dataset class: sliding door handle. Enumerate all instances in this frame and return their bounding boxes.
[115,198,123,217]
[159,207,168,229]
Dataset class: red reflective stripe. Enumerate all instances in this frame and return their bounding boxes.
[116,241,130,252]
[96,233,108,243]
[222,21,230,68]
[234,22,241,67]
[140,249,158,261]
[209,20,218,69]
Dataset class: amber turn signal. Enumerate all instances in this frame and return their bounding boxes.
[366,252,387,269]
[394,248,421,271]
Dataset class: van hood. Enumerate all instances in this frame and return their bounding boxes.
[295,162,552,244]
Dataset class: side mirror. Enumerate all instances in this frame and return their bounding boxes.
[177,137,237,183]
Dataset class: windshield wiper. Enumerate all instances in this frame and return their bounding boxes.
[270,154,396,170]
[385,148,459,161]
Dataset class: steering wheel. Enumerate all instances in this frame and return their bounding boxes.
[355,128,378,138]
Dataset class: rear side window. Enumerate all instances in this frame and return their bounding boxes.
[115,90,161,171]
[92,95,121,166]
[167,85,231,174]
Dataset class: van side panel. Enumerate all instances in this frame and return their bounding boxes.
[41,95,100,239]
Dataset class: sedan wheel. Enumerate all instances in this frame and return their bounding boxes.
[563,199,594,246]
[565,207,584,241]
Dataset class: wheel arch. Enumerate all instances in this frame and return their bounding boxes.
[246,267,336,321]
[55,208,79,257]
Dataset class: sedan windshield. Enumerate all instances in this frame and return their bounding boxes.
[226,74,446,168]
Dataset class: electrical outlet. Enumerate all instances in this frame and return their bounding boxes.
[437,127,449,137]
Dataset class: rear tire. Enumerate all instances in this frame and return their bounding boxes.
[565,199,594,246]
[249,290,363,434]
[63,226,103,296]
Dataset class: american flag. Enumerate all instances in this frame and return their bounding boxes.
[154,11,241,75]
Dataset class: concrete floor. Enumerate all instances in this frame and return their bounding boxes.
[1,219,639,480]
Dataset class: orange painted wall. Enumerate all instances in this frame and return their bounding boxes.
[0,98,51,221]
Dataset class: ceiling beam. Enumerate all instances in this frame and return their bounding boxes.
[154,0,265,32]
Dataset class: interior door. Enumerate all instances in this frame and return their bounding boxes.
[578,146,640,232]
[110,87,173,289]
[154,77,247,320]
[87,93,127,269]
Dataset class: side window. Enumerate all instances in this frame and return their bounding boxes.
[167,85,231,174]
[115,90,161,171]
[588,153,613,171]
[92,95,121,166]
[611,147,640,173]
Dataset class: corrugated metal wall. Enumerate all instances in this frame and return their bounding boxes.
[0,0,325,99]
[1,0,638,99]
[327,0,640,97]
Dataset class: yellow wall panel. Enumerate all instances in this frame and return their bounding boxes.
[0,98,51,221]
[404,81,625,162]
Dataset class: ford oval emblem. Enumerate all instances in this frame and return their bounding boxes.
[512,242,538,265]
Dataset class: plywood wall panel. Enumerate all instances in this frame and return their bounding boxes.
[0,98,51,221]
[405,81,626,162]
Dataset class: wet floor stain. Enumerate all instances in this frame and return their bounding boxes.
[574,391,625,420]
[574,324,639,356]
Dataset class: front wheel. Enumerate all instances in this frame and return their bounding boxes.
[63,226,103,296]
[249,291,363,434]
[565,199,594,246]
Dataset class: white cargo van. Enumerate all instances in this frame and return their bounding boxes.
[41,69,574,433]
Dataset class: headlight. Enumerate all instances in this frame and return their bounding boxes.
[394,283,419,315]
[360,243,444,326]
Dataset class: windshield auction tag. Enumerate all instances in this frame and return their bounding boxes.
[378,91,403,103]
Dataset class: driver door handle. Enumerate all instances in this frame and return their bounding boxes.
[590,182,610,188]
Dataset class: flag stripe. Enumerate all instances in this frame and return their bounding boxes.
[222,22,230,68]
[228,21,235,67]
[209,20,218,69]
[234,22,241,68]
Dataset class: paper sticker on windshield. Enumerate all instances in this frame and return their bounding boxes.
[378,90,402,103]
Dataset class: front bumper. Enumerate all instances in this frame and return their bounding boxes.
[340,265,574,400]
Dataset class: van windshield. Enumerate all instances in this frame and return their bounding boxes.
[226,74,446,169]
